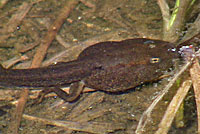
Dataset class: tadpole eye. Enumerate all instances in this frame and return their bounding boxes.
[150,57,160,63]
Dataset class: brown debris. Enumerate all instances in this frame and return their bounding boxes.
[0,2,33,46]
[190,58,200,134]
[66,92,105,120]
[7,88,29,134]
[31,0,79,68]
[23,114,125,134]
[155,80,192,134]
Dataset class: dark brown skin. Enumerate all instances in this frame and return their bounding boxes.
[0,38,178,101]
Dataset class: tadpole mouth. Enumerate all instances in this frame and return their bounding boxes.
[178,45,196,60]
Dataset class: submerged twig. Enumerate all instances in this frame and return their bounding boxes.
[0,87,94,101]
[23,114,125,134]
[1,55,28,69]
[135,60,193,134]
[190,58,200,133]
[7,88,29,134]
[0,2,33,46]
[155,79,192,134]
[66,92,105,120]
[31,0,79,68]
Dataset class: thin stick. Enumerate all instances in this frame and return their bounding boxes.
[155,79,192,134]
[135,60,192,134]
[31,0,79,68]
[0,2,33,47]
[190,58,200,134]
[7,88,29,134]
[22,114,125,134]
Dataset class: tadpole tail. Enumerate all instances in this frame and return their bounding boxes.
[0,60,95,87]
